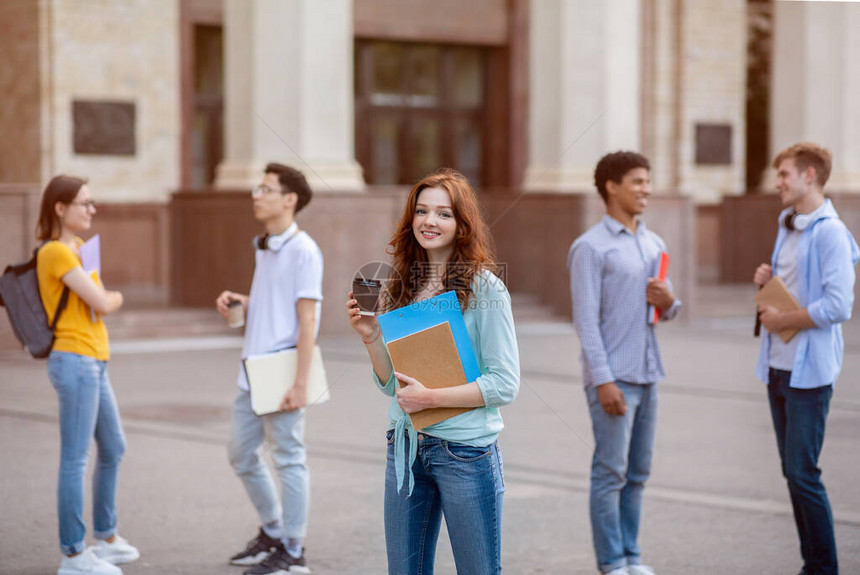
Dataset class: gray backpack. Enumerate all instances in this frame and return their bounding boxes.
[0,249,69,359]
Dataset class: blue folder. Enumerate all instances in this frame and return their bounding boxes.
[377,291,481,382]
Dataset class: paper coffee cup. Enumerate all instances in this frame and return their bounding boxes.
[353,278,382,316]
[227,300,245,328]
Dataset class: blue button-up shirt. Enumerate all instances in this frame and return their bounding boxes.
[756,199,859,388]
[568,215,681,388]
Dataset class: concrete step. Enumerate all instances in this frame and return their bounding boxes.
[0,292,562,353]
[107,293,566,342]
[693,282,759,317]
[0,306,237,353]
[104,307,238,341]
[510,292,566,324]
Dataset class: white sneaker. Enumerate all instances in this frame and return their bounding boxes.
[91,535,140,565]
[628,566,657,575]
[58,548,123,575]
[606,569,629,575]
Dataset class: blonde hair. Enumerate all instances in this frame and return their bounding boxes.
[773,142,832,187]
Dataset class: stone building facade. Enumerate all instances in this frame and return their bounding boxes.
[2,0,859,338]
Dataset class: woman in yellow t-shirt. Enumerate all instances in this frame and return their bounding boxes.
[36,176,139,575]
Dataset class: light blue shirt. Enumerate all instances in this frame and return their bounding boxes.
[568,215,681,388]
[756,199,859,388]
[374,269,520,494]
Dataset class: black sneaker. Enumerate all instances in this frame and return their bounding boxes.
[229,528,282,566]
[243,546,310,575]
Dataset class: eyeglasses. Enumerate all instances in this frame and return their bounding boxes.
[70,199,96,209]
[251,184,281,198]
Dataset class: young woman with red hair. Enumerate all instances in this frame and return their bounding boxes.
[346,169,520,574]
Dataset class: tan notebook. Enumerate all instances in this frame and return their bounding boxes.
[754,276,801,343]
[387,322,472,430]
[243,345,330,415]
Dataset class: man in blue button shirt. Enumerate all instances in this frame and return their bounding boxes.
[568,151,680,575]
[754,142,859,575]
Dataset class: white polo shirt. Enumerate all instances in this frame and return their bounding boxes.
[236,222,324,390]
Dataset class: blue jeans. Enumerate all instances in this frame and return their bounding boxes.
[768,369,838,575]
[228,390,309,539]
[586,381,658,573]
[47,351,127,556]
[384,430,505,575]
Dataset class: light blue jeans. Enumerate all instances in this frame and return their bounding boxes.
[47,351,127,556]
[586,381,658,573]
[228,390,309,539]
[384,430,505,575]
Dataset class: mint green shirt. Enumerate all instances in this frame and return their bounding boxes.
[374,269,520,494]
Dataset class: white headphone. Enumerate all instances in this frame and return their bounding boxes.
[784,210,811,231]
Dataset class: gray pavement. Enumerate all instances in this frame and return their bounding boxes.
[2,289,860,574]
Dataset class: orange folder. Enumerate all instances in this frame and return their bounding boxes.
[648,251,670,324]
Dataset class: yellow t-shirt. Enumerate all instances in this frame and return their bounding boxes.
[37,239,110,360]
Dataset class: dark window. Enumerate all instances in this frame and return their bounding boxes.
[355,41,487,187]
[191,25,223,188]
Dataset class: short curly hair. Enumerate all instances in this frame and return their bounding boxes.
[773,142,832,188]
[594,151,650,203]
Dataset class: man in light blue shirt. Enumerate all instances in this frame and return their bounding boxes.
[568,151,680,575]
[754,142,859,575]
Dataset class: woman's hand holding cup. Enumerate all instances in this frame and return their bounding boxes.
[346,291,380,343]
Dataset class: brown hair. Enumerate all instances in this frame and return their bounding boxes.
[36,175,88,241]
[265,162,312,213]
[383,168,496,312]
[773,142,832,187]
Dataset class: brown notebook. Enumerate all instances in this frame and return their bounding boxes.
[387,322,472,430]
[754,276,801,343]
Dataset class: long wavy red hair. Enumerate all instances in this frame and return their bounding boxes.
[383,169,497,311]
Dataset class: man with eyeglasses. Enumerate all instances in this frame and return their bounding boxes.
[215,163,323,575]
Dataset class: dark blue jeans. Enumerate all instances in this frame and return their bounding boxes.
[767,369,838,575]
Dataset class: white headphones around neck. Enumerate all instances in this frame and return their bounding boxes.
[783,210,811,231]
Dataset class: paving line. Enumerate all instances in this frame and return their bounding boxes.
[503,466,860,528]
[4,405,858,529]
[103,336,860,413]
[102,333,860,413]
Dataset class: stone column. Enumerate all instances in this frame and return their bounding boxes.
[216,0,364,191]
[771,1,860,191]
[524,0,642,192]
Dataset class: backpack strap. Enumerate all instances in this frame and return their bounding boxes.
[33,243,71,331]
[49,285,70,331]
